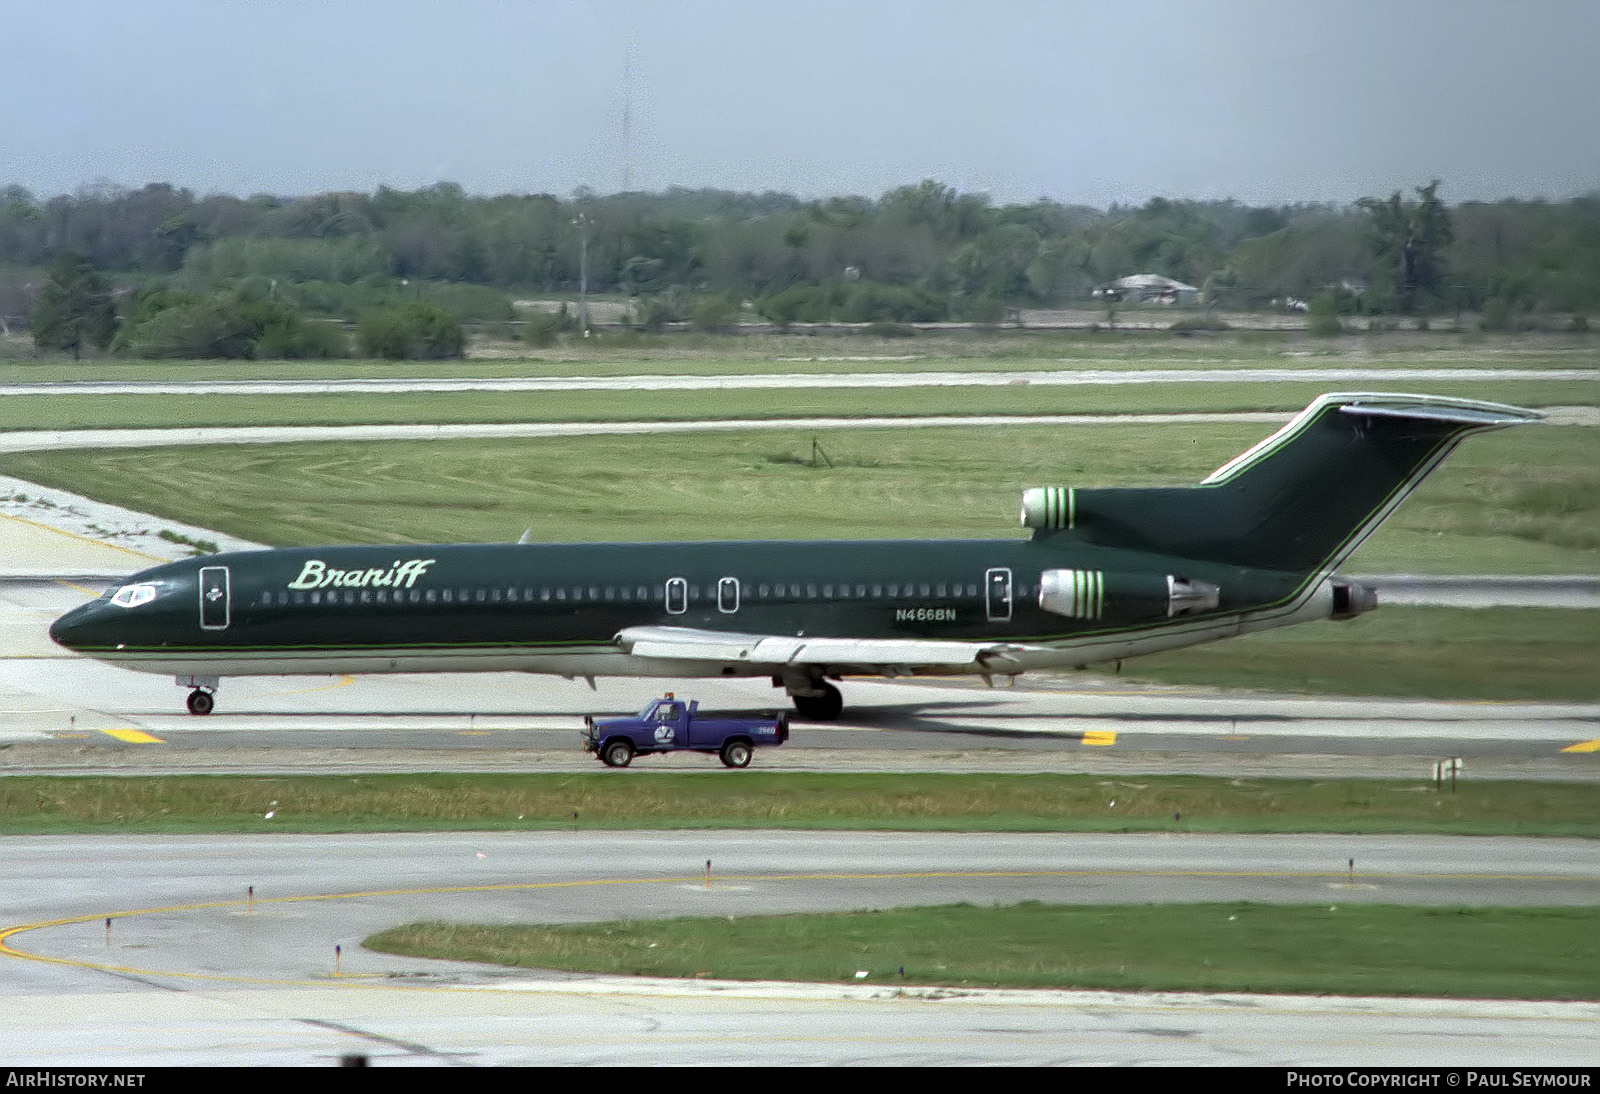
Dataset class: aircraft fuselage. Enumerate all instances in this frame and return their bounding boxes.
[49,537,1326,679]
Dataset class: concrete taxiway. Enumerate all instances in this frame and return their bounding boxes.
[3,831,1596,1066]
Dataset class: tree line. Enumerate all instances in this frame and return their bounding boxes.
[5,178,1598,357]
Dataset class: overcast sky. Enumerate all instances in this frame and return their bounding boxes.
[9,0,1599,207]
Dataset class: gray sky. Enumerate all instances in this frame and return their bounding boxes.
[9,0,1599,207]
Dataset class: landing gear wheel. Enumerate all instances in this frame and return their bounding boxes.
[790,681,843,721]
[601,739,634,768]
[719,740,753,768]
[185,689,214,716]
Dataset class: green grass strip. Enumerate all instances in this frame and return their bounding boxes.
[1,773,1594,836]
[1,378,1591,433]
[365,902,1600,1000]
[1123,606,1600,700]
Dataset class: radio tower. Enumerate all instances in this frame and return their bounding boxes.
[620,45,634,192]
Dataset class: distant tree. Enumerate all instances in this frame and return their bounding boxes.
[1306,293,1345,337]
[357,302,464,359]
[688,292,741,333]
[1357,181,1454,313]
[117,295,255,358]
[31,251,116,359]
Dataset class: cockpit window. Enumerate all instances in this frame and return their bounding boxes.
[109,584,158,609]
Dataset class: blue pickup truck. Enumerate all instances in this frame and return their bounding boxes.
[583,695,790,768]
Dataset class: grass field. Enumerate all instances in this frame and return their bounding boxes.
[3,420,1594,575]
[2,329,1596,382]
[1120,606,1600,700]
[2,773,1593,836]
[364,903,1600,1000]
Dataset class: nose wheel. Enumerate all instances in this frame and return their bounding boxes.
[185,688,215,716]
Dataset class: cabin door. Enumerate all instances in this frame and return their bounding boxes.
[984,567,1013,622]
[199,566,231,630]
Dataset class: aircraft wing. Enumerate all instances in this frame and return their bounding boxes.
[616,625,1026,671]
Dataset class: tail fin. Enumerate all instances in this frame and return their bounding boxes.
[1022,393,1543,574]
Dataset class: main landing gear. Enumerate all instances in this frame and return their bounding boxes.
[177,675,218,716]
[779,675,843,721]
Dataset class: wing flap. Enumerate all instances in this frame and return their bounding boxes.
[617,625,1018,668]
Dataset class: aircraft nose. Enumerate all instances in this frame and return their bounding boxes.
[49,600,104,651]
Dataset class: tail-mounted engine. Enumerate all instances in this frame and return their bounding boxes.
[1038,568,1220,621]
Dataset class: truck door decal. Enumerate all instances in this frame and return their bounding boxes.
[985,567,1013,623]
[199,566,231,630]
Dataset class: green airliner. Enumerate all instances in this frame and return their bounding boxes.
[49,392,1542,720]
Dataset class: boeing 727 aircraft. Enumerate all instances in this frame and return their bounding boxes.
[49,392,1541,719]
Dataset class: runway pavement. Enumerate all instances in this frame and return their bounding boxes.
[2,831,1595,1066]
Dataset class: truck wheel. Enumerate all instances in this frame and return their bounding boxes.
[601,739,634,768]
[720,740,753,768]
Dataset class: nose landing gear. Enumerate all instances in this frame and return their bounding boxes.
[176,675,219,716]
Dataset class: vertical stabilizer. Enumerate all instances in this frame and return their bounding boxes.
[1025,393,1543,574]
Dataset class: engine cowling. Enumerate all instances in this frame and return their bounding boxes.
[1038,568,1220,621]
[1020,486,1073,530]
